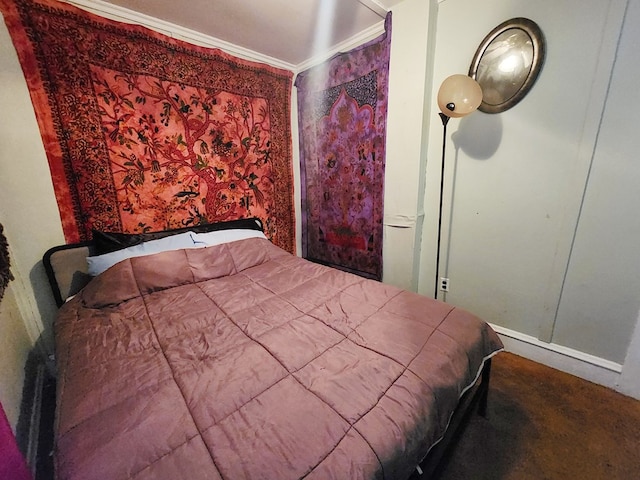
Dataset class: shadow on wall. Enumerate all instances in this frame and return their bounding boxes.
[440,112,503,290]
[29,261,58,358]
[452,112,503,160]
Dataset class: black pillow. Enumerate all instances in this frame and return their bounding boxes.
[92,217,264,254]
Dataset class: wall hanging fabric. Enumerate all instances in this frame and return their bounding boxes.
[295,13,391,280]
[0,0,295,253]
[0,401,31,480]
[0,223,14,302]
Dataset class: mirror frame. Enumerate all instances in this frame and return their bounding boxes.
[469,17,545,114]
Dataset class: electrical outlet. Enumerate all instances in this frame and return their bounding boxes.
[439,277,449,292]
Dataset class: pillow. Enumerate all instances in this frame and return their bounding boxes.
[92,217,264,254]
[87,232,198,277]
[191,229,267,247]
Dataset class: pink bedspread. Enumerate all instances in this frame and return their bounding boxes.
[54,237,502,480]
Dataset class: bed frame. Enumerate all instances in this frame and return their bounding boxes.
[43,241,95,308]
[43,217,264,307]
[415,359,492,478]
[42,221,494,479]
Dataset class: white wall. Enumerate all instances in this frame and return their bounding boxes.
[558,0,640,398]
[382,0,436,290]
[0,16,66,425]
[0,18,65,356]
[552,0,640,364]
[0,285,32,430]
[420,0,620,339]
[414,0,640,396]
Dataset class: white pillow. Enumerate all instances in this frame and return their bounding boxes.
[87,231,199,276]
[190,229,267,247]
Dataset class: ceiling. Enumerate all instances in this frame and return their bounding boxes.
[91,0,404,68]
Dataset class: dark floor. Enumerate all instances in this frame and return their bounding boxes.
[35,376,55,480]
[16,349,56,480]
[436,352,640,480]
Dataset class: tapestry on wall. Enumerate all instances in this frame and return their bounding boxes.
[295,13,391,280]
[0,223,14,302]
[0,0,295,252]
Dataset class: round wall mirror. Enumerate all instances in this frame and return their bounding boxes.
[469,17,545,114]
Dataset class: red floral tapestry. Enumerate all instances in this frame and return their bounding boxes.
[0,0,295,252]
[295,13,391,280]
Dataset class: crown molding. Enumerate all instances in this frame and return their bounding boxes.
[63,0,296,71]
[357,0,388,19]
[295,20,385,73]
[64,1,387,74]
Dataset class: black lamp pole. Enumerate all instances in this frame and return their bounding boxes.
[434,111,450,300]
[433,75,482,300]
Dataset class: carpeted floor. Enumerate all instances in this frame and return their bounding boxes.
[436,352,640,480]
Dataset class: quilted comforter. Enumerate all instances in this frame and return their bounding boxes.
[54,237,503,480]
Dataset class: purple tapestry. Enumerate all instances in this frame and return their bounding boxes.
[296,13,391,281]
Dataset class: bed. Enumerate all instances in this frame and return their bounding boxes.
[43,218,503,480]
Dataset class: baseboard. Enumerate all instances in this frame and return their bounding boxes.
[16,350,42,471]
[25,363,45,471]
[490,323,627,394]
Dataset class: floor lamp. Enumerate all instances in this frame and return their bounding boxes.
[434,74,482,300]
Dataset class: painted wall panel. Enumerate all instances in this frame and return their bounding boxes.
[418,0,630,361]
[382,0,434,290]
[552,0,640,363]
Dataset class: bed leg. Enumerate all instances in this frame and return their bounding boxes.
[478,358,492,418]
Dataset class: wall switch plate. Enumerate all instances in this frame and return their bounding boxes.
[439,277,450,292]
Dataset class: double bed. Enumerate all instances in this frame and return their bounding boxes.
[44,218,503,480]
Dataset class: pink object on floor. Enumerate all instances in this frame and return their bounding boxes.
[0,401,32,480]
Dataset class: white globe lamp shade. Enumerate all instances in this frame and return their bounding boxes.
[437,74,483,118]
